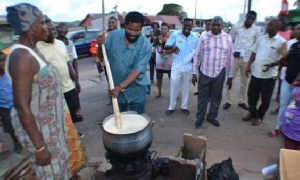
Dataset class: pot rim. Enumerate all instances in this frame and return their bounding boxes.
[102,111,151,135]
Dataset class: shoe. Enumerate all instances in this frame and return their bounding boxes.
[242,113,253,121]
[223,103,231,110]
[78,132,84,138]
[151,80,154,84]
[269,129,280,137]
[238,103,249,110]
[193,92,199,96]
[13,143,22,153]
[165,110,174,115]
[208,119,220,127]
[194,121,202,128]
[181,109,190,115]
[252,118,262,126]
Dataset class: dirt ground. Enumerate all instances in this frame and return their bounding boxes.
[0,57,282,179]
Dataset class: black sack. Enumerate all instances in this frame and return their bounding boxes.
[207,157,239,180]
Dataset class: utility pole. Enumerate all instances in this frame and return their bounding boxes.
[247,0,252,12]
[102,0,106,31]
[194,0,198,27]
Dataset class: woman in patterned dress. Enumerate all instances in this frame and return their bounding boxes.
[5,3,70,179]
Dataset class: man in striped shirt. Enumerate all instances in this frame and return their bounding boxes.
[192,16,234,128]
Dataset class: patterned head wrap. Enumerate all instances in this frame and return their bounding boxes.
[6,3,43,35]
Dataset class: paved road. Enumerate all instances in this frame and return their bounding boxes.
[75,56,282,179]
[1,56,282,179]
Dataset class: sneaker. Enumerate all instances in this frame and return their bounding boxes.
[78,132,84,139]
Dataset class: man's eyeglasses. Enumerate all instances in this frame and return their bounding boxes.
[125,28,142,35]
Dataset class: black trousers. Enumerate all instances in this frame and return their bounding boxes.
[149,52,156,81]
[196,68,226,124]
[247,76,276,120]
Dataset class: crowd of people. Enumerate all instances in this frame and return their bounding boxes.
[1,2,300,179]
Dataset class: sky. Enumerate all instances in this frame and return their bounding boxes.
[0,0,297,24]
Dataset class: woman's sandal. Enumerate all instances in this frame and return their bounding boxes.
[153,94,162,99]
[269,129,280,137]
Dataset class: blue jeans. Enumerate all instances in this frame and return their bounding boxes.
[276,79,295,129]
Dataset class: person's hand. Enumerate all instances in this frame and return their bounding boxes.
[262,63,275,72]
[173,46,180,54]
[97,35,105,45]
[110,86,123,98]
[245,66,251,78]
[75,81,81,94]
[292,77,300,87]
[35,147,51,166]
[226,78,233,90]
[192,74,198,86]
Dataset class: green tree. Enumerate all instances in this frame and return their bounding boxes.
[157,3,184,16]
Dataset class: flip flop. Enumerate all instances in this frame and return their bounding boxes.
[153,94,162,99]
[269,129,279,137]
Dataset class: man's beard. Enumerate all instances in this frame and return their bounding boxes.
[125,32,140,43]
[45,35,54,44]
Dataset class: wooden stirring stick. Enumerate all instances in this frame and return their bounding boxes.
[101,44,122,129]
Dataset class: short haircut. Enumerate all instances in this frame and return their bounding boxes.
[151,22,160,28]
[268,18,280,26]
[125,11,144,26]
[183,18,194,25]
[161,22,169,29]
[44,15,52,23]
[247,10,257,19]
[109,16,118,22]
[205,19,212,24]
[212,16,223,24]
[57,23,67,27]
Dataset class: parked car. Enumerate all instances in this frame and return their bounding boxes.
[191,27,204,37]
[67,29,100,57]
[169,29,178,35]
[142,26,151,37]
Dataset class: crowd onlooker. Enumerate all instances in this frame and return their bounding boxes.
[164,18,198,116]
[243,18,286,126]
[192,16,234,128]
[223,11,261,111]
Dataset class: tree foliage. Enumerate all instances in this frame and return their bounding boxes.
[157,3,184,16]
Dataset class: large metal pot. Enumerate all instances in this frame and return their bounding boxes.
[102,111,153,160]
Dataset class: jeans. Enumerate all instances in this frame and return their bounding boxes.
[276,79,295,129]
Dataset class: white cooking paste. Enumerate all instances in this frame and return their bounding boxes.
[103,114,148,134]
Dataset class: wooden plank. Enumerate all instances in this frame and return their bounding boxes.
[182,133,207,161]
[168,134,207,180]
[169,156,198,180]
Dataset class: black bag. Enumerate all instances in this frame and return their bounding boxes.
[207,157,239,180]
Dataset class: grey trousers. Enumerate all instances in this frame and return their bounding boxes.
[196,68,226,125]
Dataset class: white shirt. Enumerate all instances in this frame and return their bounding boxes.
[230,23,261,62]
[251,34,286,79]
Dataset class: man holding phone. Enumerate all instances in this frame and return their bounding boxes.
[223,11,261,110]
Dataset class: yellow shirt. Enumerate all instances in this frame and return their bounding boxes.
[37,39,75,93]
